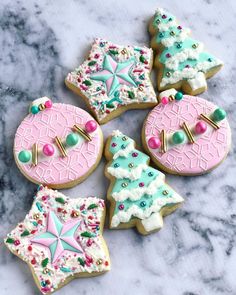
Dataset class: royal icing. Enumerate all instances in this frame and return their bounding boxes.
[150,8,223,91]
[143,90,231,175]
[14,98,103,188]
[66,38,157,124]
[105,131,184,234]
[4,186,110,294]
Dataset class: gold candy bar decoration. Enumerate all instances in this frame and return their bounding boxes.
[182,122,195,144]
[160,130,167,153]
[38,103,46,111]
[73,125,91,141]
[32,143,38,166]
[200,114,219,130]
[55,136,67,157]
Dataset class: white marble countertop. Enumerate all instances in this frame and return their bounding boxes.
[0,0,236,294]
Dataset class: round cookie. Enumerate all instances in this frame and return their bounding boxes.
[14,97,103,188]
[142,89,231,175]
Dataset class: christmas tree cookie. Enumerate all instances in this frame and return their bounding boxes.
[149,8,223,95]
[4,186,110,294]
[65,38,157,124]
[104,130,184,235]
[14,97,103,189]
[142,89,231,175]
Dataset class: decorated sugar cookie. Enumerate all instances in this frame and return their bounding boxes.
[14,97,103,188]
[142,89,231,175]
[65,38,157,124]
[149,8,223,95]
[4,186,110,294]
[104,130,184,235]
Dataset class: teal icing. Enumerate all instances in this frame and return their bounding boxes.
[114,184,174,214]
[108,133,177,218]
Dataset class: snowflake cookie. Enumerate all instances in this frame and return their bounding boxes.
[65,38,157,124]
[104,130,184,235]
[149,8,223,95]
[142,89,231,175]
[4,186,110,294]
[14,97,103,188]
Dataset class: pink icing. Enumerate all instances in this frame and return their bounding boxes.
[14,103,102,186]
[144,95,231,174]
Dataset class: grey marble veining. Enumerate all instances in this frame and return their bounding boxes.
[0,0,236,294]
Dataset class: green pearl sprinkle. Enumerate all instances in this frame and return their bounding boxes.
[31,105,39,114]
[18,150,31,163]
[66,133,79,146]
[172,131,185,144]
[212,108,226,122]
[175,91,183,101]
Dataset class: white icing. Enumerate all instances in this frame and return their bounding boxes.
[113,142,135,160]
[164,44,204,70]
[29,97,50,113]
[161,28,191,47]
[187,72,207,91]
[111,130,123,137]
[159,88,177,99]
[160,58,222,87]
[158,19,177,32]
[111,175,165,202]
[111,191,183,227]
[141,212,163,232]
[107,163,148,180]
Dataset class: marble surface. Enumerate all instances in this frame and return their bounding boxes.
[0,0,235,294]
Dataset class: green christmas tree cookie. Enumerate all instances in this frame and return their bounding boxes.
[104,130,184,235]
[149,8,223,95]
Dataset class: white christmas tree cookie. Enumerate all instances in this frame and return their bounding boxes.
[104,130,184,235]
[149,8,223,95]
[65,38,157,124]
[4,186,110,294]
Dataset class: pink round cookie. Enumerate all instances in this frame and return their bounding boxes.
[14,97,103,188]
[142,90,231,175]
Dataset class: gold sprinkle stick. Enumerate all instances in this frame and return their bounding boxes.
[32,143,38,166]
[200,114,219,130]
[55,136,67,157]
[73,125,91,141]
[160,130,167,153]
[182,122,195,144]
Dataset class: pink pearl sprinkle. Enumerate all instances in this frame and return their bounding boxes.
[161,97,169,105]
[14,240,20,246]
[43,144,55,157]
[85,120,97,133]
[132,152,138,157]
[185,65,190,68]
[139,182,144,187]
[111,143,117,147]
[166,53,171,58]
[177,25,182,30]
[162,14,167,19]
[195,121,207,134]
[148,137,161,149]
[118,204,124,210]
[45,99,52,109]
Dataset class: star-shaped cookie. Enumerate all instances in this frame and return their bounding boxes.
[65,38,157,124]
[4,186,110,294]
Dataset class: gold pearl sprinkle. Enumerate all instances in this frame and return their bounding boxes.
[122,183,128,188]
[96,259,103,265]
[71,211,79,218]
[162,190,169,196]
[121,48,127,55]
[128,163,134,168]
[73,124,92,141]
[33,213,40,220]
[168,95,175,102]
[38,103,46,111]
[43,268,49,274]
[170,31,175,36]
[192,43,198,49]
[122,136,127,141]
[166,72,171,77]
[138,86,144,91]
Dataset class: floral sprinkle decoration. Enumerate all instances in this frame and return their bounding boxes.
[4,186,110,294]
